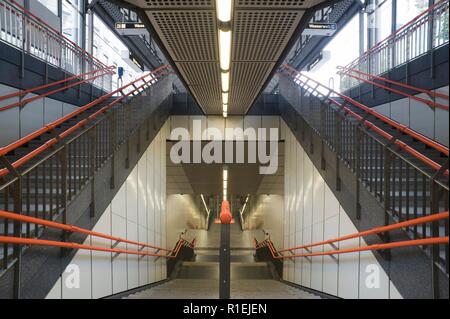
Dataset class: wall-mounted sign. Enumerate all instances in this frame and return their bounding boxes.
[115,22,147,36]
[303,22,337,36]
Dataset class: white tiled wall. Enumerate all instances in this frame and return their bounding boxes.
[372,85,449,147]
[0,84,78,147]
[282,120,403,299]
[45,121,169,299]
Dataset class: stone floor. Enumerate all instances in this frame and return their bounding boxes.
[124,279,321,299]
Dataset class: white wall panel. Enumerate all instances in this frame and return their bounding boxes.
[61,237,92,299]
[112,214,128,294]
[337,209,359,299]
[282,119,403,299]
[126,167,138,223]
[127,220,139,289]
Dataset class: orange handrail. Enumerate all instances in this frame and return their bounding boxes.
[0,66,115,104]
[337,67,449,111]
[256,211,449,259]
[337,66,449,101]
[0,66,116,112]
[281,65,448,175]
[0,210,195,258]
[283,64,449,156]
[0,65,170,178]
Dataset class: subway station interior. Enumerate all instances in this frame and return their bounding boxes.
[0,0,448,301]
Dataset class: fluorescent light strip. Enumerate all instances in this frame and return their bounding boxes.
[216,0,232,22]
[219,30,231,71]
[222,92,229,104]
[221,72,230,92]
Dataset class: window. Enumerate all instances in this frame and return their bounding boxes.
[367,0,392,47]
[396,0,428,29]
[303,14,360,93]
[62,0,83,45]
[37,0,58,16]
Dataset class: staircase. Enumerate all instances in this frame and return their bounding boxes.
[278,73,449,298]
[121,223,322,299]
[0,73,173,298]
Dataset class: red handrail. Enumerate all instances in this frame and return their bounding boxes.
[337,67,449,111]
[0,66,116,112]
[0,66,115,104]
[346,0,448,68]
[0,210,195,258]
[4,0,108,69]
[0,65,170,178]
[337,66,449,101]
[282,65,448,175]
[256,211,449,259]
[283,64,449,156]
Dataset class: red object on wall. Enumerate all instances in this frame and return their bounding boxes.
[220,200,232,224]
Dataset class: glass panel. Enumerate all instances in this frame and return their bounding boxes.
[92,14,146,93]
[62,0,82,45]
[303,14,360,93]
[396,0,428,29]
[37,0,59,16]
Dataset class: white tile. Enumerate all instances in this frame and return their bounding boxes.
[45,277,62,299]
[127,220,139,289]
[61,237,92,299]
[137,156,147,227]
[126,167,138,223]
[91,206,113,299]
[111,183,126,218]
[112,214,127,294]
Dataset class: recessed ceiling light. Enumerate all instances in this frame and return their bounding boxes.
[216,0,232,22]
[221,72,230,92]
[222,92,229,104]
[219,30,231,71]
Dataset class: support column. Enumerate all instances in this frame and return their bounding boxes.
[219,224,230,299]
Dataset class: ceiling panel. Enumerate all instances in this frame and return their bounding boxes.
[125,0,326,114]
[147,10,218,61]
[233,10,303,61]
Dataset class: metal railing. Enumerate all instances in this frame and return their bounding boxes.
[279,67,449,276]
[0,65,115,112]
[341,0,449,91]
[256,212,449,298]
[337,66,449,111]
[0,65,171,272]
[0,0,112,92]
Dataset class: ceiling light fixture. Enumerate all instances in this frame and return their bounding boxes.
[219,30,231,71]
[222,92,229,104]
[216,0,232,22]
[221,72,230,92]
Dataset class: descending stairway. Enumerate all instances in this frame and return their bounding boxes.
[122,223,322,299]
[0,73,172,295]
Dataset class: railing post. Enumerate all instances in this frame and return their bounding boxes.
[89,127,97,218]
[355,128,362,220]
[334,112,342,191]
[320,102,326,170]
[60,145,68,240]
[382,146,393,260]
[429,159,448,299]
[12,176,22,299]
[109,110,117,189]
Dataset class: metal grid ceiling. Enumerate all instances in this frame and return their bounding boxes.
[125,0,325,114]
